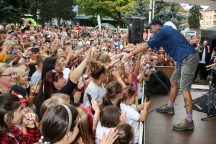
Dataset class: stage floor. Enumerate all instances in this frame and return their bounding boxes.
[145,89,216,144]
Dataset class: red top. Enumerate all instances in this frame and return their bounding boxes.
[76,26,81,32]
[0,125,41,144]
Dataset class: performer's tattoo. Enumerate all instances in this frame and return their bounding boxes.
[184,97,189,113]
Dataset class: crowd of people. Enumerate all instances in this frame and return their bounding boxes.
[0,18,210,143]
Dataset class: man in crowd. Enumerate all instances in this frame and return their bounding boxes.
[111,33,123,50]
[126,19,199,130]
[198,40,211,81]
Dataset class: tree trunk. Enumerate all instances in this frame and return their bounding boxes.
[42,14,45,28]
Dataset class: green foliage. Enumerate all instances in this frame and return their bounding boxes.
[0,0,31,23]
[121,0,149,26]
[75,0,136,26]
[37,0,76,27]
[154,1,187,31]
[188,5,202,29]
[121,1,187,30]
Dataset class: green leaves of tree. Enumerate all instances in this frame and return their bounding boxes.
[0,0,31,23]
[188,5,202,29]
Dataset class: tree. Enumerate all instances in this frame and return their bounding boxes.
[0,0,31,23]
[75,0,136,26]
[37,0,77,28]
[121,0,149,26]
[154,1,187,31]
[188,5,202,29]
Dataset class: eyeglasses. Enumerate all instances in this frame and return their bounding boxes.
[0,72,17,77]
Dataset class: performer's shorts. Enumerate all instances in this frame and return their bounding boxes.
[170,52,199,91]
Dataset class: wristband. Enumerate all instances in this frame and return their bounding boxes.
[29,96,35,98]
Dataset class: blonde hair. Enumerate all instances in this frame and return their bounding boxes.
[29,36,35,42]
[51,93,70,102]
[13,67,25,85]
[91,46,99,58]
[40,97,64,117]
[75,107,93,144]
[0,63,11,75]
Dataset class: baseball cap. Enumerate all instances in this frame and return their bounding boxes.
[13,33,18,37]
[10,85,27,99]
[12,92,30,103]
[145,19,162,29]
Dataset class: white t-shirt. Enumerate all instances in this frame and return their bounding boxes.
[63,68,70,83]
[95,121,112,144]
[83,81,106,107]
[120,103,140,143]
[31,70,42,86]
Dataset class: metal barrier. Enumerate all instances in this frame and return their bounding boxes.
[138,80,146,144]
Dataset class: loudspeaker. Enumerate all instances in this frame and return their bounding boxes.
[128,17,144,43]
[155,70,171,90]
[147,70,170,94]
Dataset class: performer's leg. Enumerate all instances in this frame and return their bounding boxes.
[169,81,178,103]
[173,53,199,130]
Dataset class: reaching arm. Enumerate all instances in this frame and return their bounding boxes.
[69,48,91,84]
[138,99,151,121]
[134,53,141,77]
[127,43,150,58]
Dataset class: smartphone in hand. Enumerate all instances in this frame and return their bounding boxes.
[87,93,92,106]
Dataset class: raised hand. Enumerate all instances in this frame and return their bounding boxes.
[99,128,119,144]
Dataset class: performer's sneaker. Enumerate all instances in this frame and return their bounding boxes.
[156,104,175,115]
[173,119,194,130]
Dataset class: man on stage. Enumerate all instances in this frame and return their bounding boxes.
[126,19,199,130]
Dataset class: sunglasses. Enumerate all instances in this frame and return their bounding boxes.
[24,57,30,60]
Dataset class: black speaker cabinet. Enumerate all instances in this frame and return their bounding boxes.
[155,70,171,90]
[147,70,170,94]
[128,17,144,43]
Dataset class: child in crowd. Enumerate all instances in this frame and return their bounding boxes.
[120,87,151,144]
[96,105,127,144]
[114,124,134,144]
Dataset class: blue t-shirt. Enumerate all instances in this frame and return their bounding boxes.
[147,26,197,68]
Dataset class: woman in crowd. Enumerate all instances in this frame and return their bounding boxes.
[14,67,32,96]
[0,93,41,143]
[75,99,100,144]
[40,104,79,144]
[58,55,71,81]
[102,81,123,109]
[36,48,92,119]
[91,47,100,61]
[0,63,16,93]
[83,61,107,107]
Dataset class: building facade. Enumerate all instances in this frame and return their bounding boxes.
[200,7,216,29]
